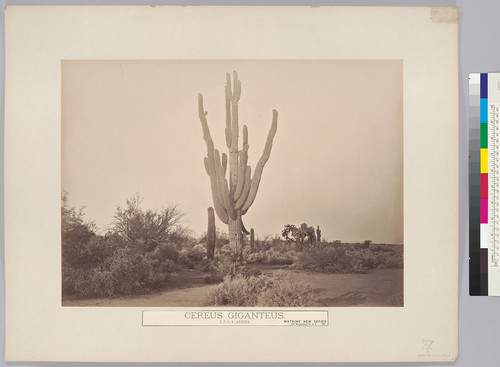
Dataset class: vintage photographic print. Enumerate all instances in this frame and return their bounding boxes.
[61,60,403,307]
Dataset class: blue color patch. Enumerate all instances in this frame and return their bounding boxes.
[481,73,488,98]
[481,98,488,123]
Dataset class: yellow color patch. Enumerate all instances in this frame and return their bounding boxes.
[481,149,488,173]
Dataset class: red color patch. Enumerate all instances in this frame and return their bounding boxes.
[482,173,488,198]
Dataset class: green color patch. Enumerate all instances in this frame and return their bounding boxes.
[481,123,488,148]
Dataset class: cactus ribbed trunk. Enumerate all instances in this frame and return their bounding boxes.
[228,213,243,263]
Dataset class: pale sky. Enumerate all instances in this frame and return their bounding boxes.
[62,60,403,244]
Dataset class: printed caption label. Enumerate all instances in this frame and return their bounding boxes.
[142,310,328,326]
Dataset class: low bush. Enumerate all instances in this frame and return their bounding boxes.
[66,246,173,298]
[245,248,299,266]
[203,257,262,283]
[295,243,403,274]
[205,272,315,307]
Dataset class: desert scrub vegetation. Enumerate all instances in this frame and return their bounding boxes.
[202,256,262,284]
[294,243,403,274]
[62,193,192,298]
[245,247,298,266]
[205,272,316,307]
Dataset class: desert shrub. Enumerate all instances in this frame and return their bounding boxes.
[188,244,206,261]
[257,273,316,307]
[177,253,195,268]
[62,193,194,299]
[245,251,266,264]
[209,257,241,282]
[242,267,262,277]
[148,243,179,263]
[63,233,183,298]
[217,243,234,258]
[203,256,263,284]
[67,246,171,298]
[200,258,214,272]
[381,252,404,268]
[206,273,315,307]
[245,247,299,266]
[206,275,265,306]
[295,243,403,273]
[266,249,296,265]
[296,246,349,272]
[177,244,206,269]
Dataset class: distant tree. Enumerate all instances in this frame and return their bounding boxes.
[61,191,97,269]
[282,223,316,251]
[362,240,372,249]
[299,223,316,245]
[112,194,186,252]
[282,224,298,242]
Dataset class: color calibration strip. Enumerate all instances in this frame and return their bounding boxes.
[470,73,500,296]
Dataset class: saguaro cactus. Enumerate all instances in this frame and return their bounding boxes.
[250,228,255,252]
[316,226,321,245]
[198,71,278,262]
[207,207,216,260]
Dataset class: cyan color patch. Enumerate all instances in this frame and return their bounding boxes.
[481,98,488,123]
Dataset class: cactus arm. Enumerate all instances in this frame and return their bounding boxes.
[225,73,232,149]
[215,149,237,221]
[220,176,236,221]
[203,157,210,175]
[229,71,241,196]
[241,110,278,212]
[239,216,250,236]
[213,149,227,213]
[222,153,228,177]
[198,94,229,224]
[226,72,233,100]
[234,73,242,100]
[235,166,251,210]
[243,124,248,146]
[233,143,249,201]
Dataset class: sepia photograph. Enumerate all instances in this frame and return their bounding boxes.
[61,60,403,307]
[6,6,459,362]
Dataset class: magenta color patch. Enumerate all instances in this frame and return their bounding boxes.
[481,199,488,223]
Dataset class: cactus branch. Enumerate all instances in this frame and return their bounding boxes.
[225,74,232,149]
[243,124,248,146]
[235,166,251,211]
[203,157,209,175]
[234,144,249,201]
[214,150,237,221]
[229,72,240,196]
[198,94,229,224]
[221,153,228,176]
[241,110,278,212]
[239,216,250,236]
